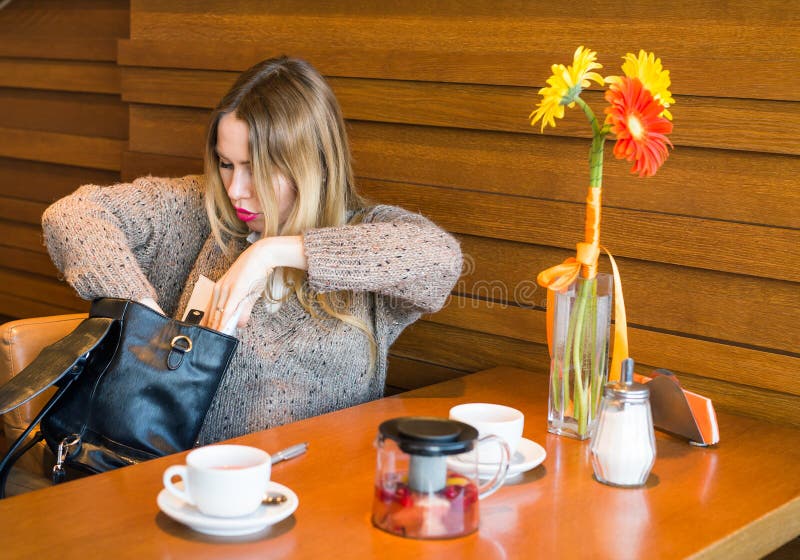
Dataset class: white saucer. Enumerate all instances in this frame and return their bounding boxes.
[448,438,547,479]
[157,481,299,536]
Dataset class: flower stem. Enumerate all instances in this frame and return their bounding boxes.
[574,97,607,189]
[561,287,580,414]
[550,277,609,439]
[548,97,612,439]
[588,280,601,416]
[571,280,589,433]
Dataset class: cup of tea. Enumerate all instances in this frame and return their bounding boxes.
[162,444,270,517]
[449,403,524,463]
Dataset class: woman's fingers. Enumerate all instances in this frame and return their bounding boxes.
[204,241,275,331]
[207,279,263,331]
[209,282,231,331]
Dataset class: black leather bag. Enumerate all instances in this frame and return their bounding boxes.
[0,298,238,496]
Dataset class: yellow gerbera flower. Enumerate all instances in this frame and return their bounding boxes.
[606,50,674,120]
[530,46,605,131]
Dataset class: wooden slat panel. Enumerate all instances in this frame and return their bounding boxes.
[128,104,207,159]
[383,385,404,397]
[431,297,547,346]
[0,0,127,323]
[0,222,45,253]
[121,0,800,100]
[385,355,467,391]
[0,293,82,320]
[0,59,120,95]
[456,235,799,353]
[125,106,800,228]
[121,151,202,181]
[0,89,127,139]
[0,128,123,171]
[0,0,129,38]
[393,320,551,376]
[341,83,800,157]
[129,0,795,21]
[349,122,800,230]
[118,153,798,348]
[118,38,800,102]
[0,198,47,225]
[359,179,800,283]
[0,38,117,62]
[0,246,60,278]
[118,152,799,354]
[120,68,800,156]
[424,297,800,397]
[120,67,234,108]
[0,157,118,203]
[121,144,800,282]
[0,268,85,310]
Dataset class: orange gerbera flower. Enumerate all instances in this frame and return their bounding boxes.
[604,77,673,177]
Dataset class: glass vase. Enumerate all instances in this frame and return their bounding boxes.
[547,273,613,440]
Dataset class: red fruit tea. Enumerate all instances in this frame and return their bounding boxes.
[372,471,479,539]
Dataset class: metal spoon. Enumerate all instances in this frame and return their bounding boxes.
[262,492,288,505]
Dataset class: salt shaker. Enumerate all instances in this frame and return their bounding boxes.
[590,358,656,487]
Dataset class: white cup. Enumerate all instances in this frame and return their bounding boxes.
[449,403,525,463]
[163,444,271,518]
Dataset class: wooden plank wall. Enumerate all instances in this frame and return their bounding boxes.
[2,1,799,426]
[0,0,129,320]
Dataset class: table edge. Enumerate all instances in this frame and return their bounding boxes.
[688,496,800,560]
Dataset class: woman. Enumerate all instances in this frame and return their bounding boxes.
[42,56,461,444]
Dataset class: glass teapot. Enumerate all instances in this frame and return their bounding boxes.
[372,416,510,539]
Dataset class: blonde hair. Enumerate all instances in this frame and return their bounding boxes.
[204,56,376,365]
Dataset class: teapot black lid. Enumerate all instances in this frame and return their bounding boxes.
[378,417,478,456]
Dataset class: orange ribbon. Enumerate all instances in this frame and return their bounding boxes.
[536,242,600,291]
[537,187,629,382]
[583,186,601,278]
[603,248,628,382]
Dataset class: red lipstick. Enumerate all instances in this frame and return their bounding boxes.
[235,207,261,222]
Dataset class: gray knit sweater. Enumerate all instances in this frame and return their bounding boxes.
[42,175,462,444]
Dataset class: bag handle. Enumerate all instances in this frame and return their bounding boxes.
[0,317,114,415]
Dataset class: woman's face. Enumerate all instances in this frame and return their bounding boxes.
[216,112,296,233]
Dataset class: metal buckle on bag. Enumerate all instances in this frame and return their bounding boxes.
[167,335,193,370]
[170,335,192,353]
[52,434,81,484]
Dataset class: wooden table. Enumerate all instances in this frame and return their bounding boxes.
[1,366,798,559]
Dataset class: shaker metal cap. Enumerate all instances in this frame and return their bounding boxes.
[378,417,478,456]
[605,356,649,398]
[604,380,650,399]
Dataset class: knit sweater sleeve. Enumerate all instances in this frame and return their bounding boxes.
[302,205,462,313]
[41,175,209,315]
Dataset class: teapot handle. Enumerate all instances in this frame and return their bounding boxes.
[476,435,511,500]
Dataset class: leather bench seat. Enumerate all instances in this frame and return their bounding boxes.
[0,314,86,495]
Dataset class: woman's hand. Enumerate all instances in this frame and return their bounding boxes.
[204,235,307,331]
